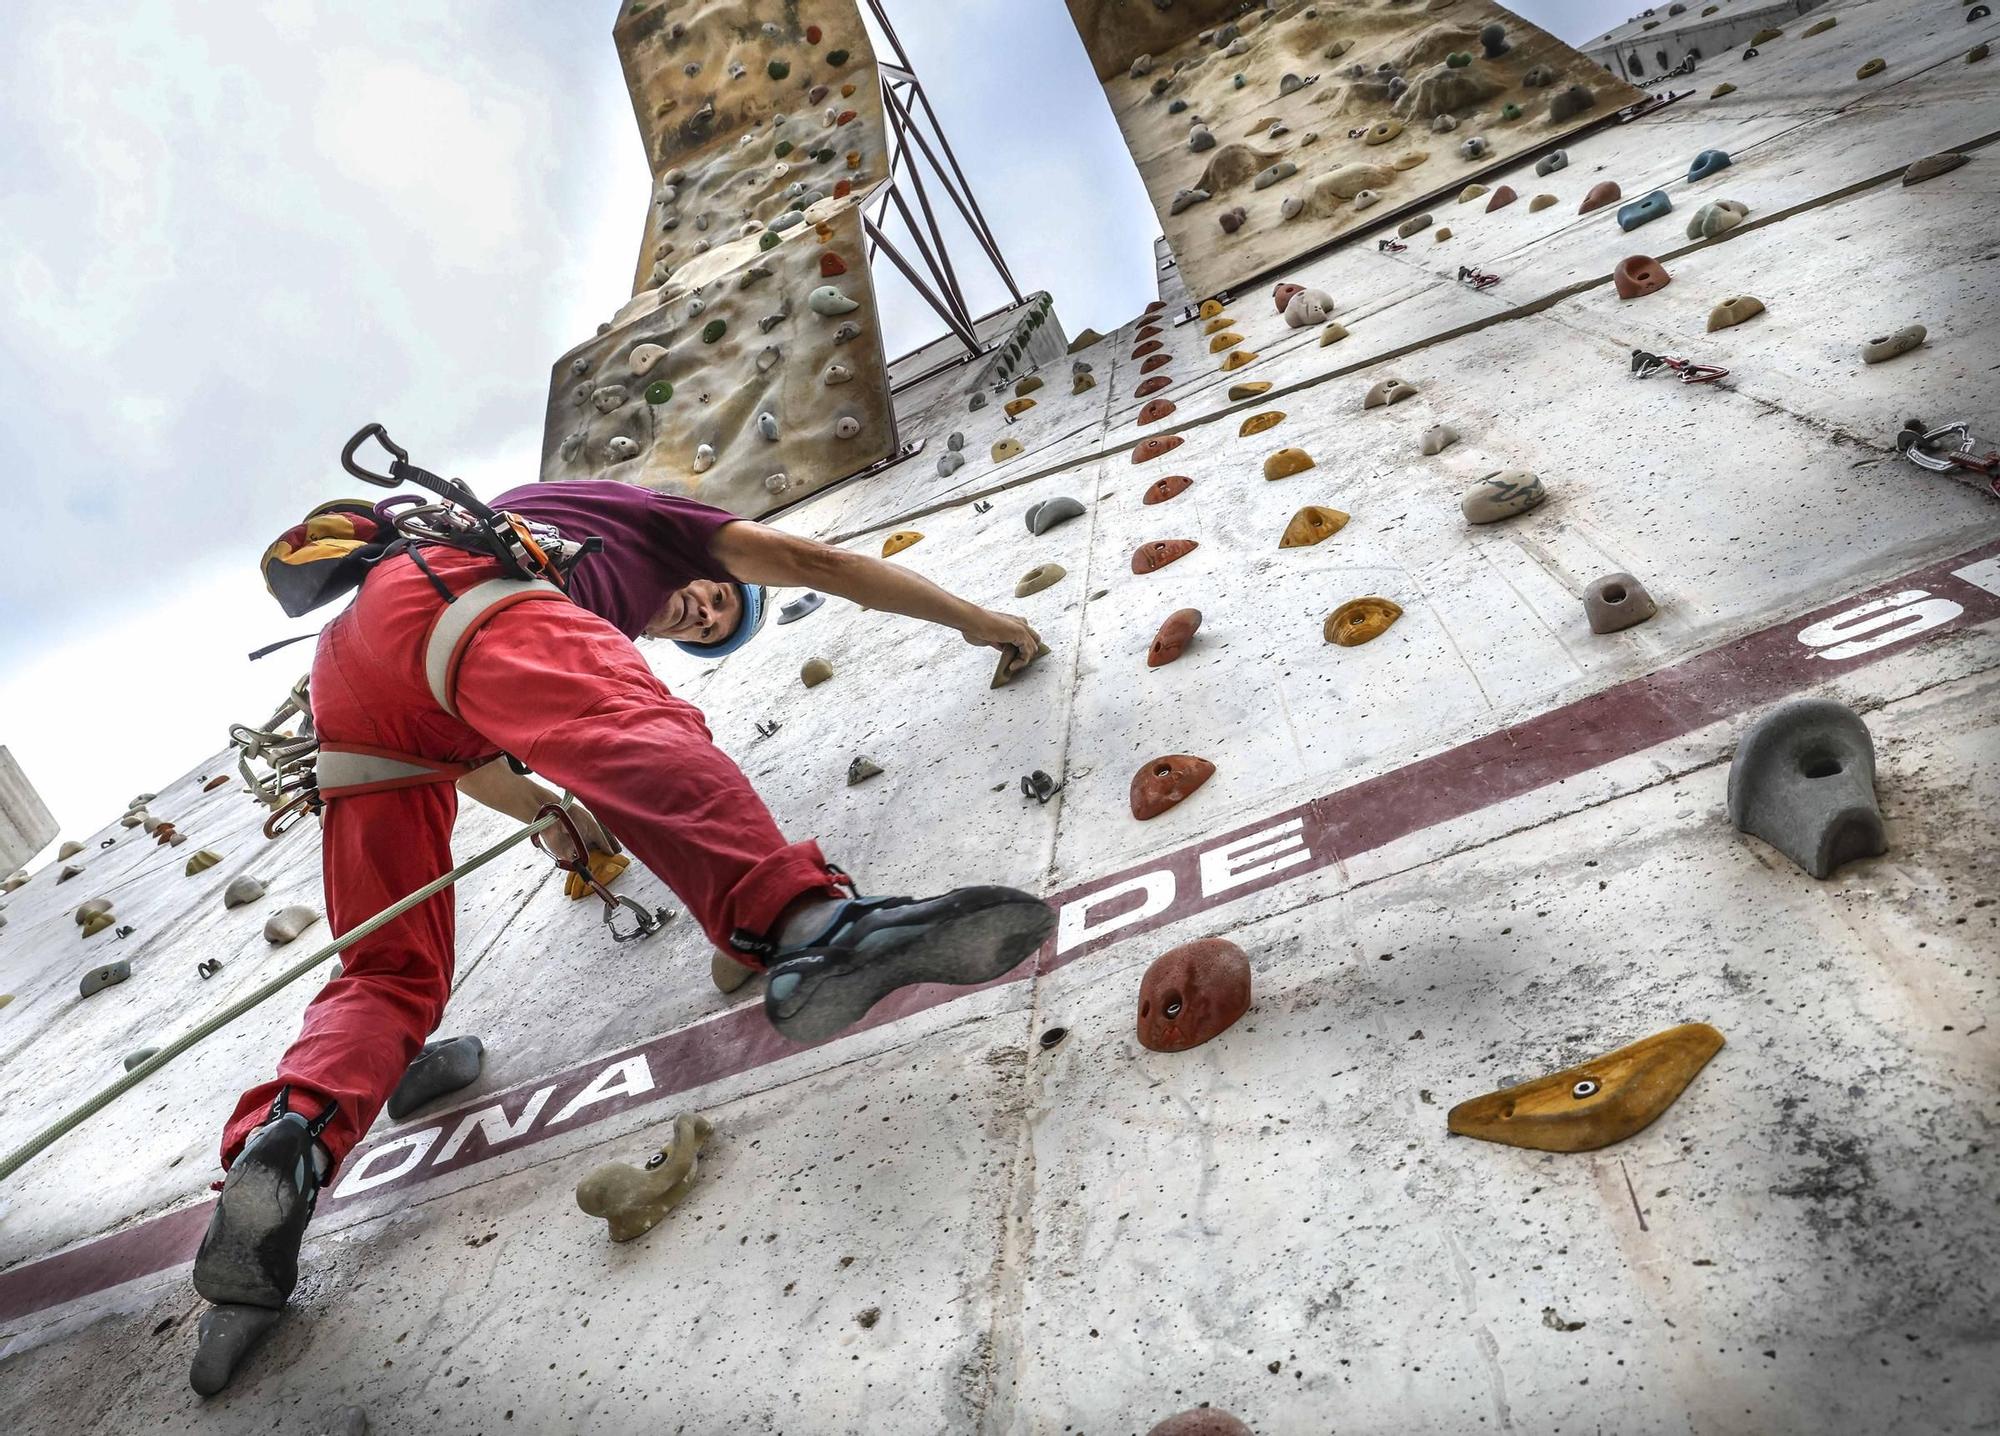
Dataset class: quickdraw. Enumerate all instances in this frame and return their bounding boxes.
[1630,348,1729,384]
[1377,238,1407,254]
[533,803,674,942]
[1457,265,1502,291]
[230,675,322,837]
[1897,419,2000,497]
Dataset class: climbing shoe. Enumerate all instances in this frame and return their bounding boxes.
[761,887,1055,1044]
[191,1095,330,1309]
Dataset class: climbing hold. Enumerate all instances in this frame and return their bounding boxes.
[81,909,116,938]
[694,444,717,473]
[1447,1023,1725,1152]
[1,871,27,893]
[1501,102,1522,120]
[1141,353,1174,373]
[628,343,668,376]
[1026,497,1086,535]
[1016,376,1043,397]
[1529,192,1557,212]
[1132,539,1198,575]
[1220,351,1257,372]
[564,850,631,902]
[1279,71,1315,95]
[1613,255,1671,299]
[882,531,923,557]
[1147,609,1203,668]
[1458,184,1488,204]
[1133,339,1164,359]
[1208,332,1244,354]
[1324,597,1403,646]
[1144,475,1192,505]
[1902,152,1967,185]
[1137,937,1251,1053]
[1584,572,1658,632]
[1461,470,1546,523]
[1536,150,1568,177]
[75,897,113,927]
[1458,136,1488,160]
[801,658,834,688]
[1198,299,1224,320]
[576,1113,714,1243]
[1364,377,1419,408]
[58,839,84,860]
[1252,161,1298,191]
[1129,755,1216,821]
[1004,397,1037,419]
[1706,295,1766,331]
[1481,21,1510,56]
[777,591,824,625]
[991,639,1051,689]
[1134,375,1172,399]
[1283,289,1333,328]
[222,875,266,910]
[1727,698,1888,877]
[700,319,727,344]
[1171,188,1212,216]
[1320,323,1349,346]
[1970,41,1991,61]
[57,863,83,883]
[264,906,320,945]
[1281,195,1305,220]
[644,380,674,405]
[846,757,883,787]
[1420,424,1460,455]
[190,1304,283,1397]
[1861,325,1926,364]
[1549,84,1595,122]
[1200,316,1232,336]
[591,385,628,414]
[1138,398,1179,425]
[387,1035,485,1119]
[1353,188,1382,210]
[1855,58,1885,79]
[1687,149,1732,182]
[1239,411,1285,437]
[1148,1411,1253,1436]
[1433,227,1453,242]
[807,286,858,316]
[1189,124,1216,153]
[80,961,131,998]
[1432,113,1460,133]
[1617,191,1672,231]
[1133,435,1185,464]
[1750,25,1784,43]
[1228,382,1273,401]
[1072,369,1097,395]
[1016,564,1066,598]
[185,849,222,876]
[1580,181,1621,214]
[123,1048,159,1072]
[1363,119,1404,145]
[1686,199,1750,239]
[1264,448,1315,480]
[1397,213,1433,237]
[991,437,1023,463]
[1280,506,1349,548]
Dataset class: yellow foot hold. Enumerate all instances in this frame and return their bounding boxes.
[576,1113,716,1242]
[1447,1023,1725,1152]
[711,950,758,995]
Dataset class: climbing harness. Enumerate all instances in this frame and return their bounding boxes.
[1457,265,1502,291]
[1897,419,2000,497]
[532,803,672,943]
[1630,348,1728,385]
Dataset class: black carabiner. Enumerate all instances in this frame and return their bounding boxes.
[341,423,408,488]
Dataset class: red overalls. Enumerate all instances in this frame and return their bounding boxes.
[218,547,843,1175]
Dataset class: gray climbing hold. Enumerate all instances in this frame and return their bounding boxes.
[1364,377,1419,408]
[1523,65,1558,88]
[823,363,853,386]
[223,875,266,910]
[847,757,883,786]
[1535,149,1568,177]
[808,286,859,316]
[937,451,966,478]
[190,1303,282,1397]
[1727,698,1888,878]
[1421,424,1460,456]
[1189,124,1216,152]
[386,1036,485,1120]
[1253,161,1298,191]
[591,385,627,414]
[606,436,640,462]
[1,871,27,893]
[1459,135,1489,160]
[58,863,84,883]
[777,591,824,625]
[264,906,320,945]
[948,432,966,451]
[756,411,781,441]
[1025,497,1087,535]
[1861,325,1925,364]
[1583,572,1657,633]
[80,961,131,998]
[1549,85,1595,123]
[1170,187,1212,215]
[1481,22,1509,56]
[834,415,861,440]
[58,840,84,860]
[1461,470,1546,523]
[123,1047,160,1072]
[1902,152,1967,186]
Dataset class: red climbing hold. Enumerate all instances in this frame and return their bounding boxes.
[836,109,857,125]
[1580,180,1622,214]
[1273,282,1305,314]
[1144,474,1192,504]
[807,24,822,43]
[1134,375,1173,398]
[1129,754,1216,821]
[1132,339,1163,359]
[1132,434,1184,464]
[1136,937,1250,1050]
[820,253,848,277]
[1131,538,1198,573]
[1486,184,1518,212]
[1138,398,1178,425]
[1136,324,1163,341]
[1145,299,1166,313]
[1141,353,1173,374]
[1147,608,1202,667]
[1613,255,1670,299]
[832,178,853,198]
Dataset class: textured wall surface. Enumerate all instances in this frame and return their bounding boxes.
[0,749,57,874]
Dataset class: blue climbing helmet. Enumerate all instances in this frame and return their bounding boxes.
[673,582,767,658]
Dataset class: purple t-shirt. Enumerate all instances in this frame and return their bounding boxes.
[491,481,740,638]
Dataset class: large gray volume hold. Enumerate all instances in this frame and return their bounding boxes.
[1726,698,1887,878]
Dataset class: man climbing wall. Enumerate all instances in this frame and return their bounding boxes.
[189,476,1056,1395]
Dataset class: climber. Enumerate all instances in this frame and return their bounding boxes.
[192,468,1056,1341]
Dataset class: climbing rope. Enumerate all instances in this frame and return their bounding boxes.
[0,809,565,1185]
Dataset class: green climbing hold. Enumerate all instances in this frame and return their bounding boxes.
[702,319,727,344]
[1446,52,1472,68]
[759,232,781,251]
[1501,103,1521,120]
[645,381,673,405]
[768,60,791,81]
[826,49,849,66]
[775,140,793,157]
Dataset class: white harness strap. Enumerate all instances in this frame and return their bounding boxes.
[422,577,566,719]
[316,746,474,800]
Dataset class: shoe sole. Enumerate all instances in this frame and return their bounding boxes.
[771,894,1055,1045]
[191,1144,304,1309]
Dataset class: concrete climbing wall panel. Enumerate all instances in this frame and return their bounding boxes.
[538,191,898,516]
[1065,0,1645,299]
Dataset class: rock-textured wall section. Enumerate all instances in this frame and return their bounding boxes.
[616,0,889,296]
[1067,0,1645,297]
[539,191,896,517]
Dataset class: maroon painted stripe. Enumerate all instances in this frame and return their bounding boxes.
[2,536,1995,1326]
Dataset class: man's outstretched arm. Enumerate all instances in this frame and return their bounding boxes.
[711,521,1044,677]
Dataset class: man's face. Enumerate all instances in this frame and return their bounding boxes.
[644,580,742,646]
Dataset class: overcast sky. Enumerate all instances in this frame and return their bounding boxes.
[0,0,1629,858]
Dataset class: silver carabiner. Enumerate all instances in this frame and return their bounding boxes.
[1898,419,1974,474]
[603,894,674,943]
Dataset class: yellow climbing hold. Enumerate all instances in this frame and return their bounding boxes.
[1015,375,1044,397]
[1220,351,1258,372]
[1458,184,1488,204]
[1264,448,1315,480]
[1750,25,1783,42]
[991,437,1023,463]
[992,639,1052,690]
[882,531,923,557]
[1004,397,1038,418]
[1209,332,1244,353]
[1803,16,1836,34]
[1529,193,1558,211]
[1706,295,1766,331]
[564,851,631,902]
[1855,57,1885,79]
[801,657,834,688]
[1324,597,1403,646]
[1198,298,1225,320]
[1392,151,1429,171]
[81,911,116,937]
[185,849,222,876]
[1239,411,1285,437]
[1280,506,1349,548]
[1227,382,1273,400]
[1433,227,1453,241]
[1710,82,1736,98]
[575,1113,714,1242]
[1203,315,1236,335]
[1320,323,1349,346]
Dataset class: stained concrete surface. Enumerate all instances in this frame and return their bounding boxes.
[1,0,1996,1429]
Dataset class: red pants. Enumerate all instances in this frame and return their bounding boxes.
[220,549,842,1175]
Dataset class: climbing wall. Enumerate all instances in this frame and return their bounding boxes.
[3,0,1999,1430]
[1067,0,1646,298]
[537,0,899,516]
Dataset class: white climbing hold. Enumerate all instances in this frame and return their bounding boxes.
[606,436,640,462]
[808,286,859,316]
[693,444,716,473]
[223,875,266,910]
[629,343,668,376]
[834,415,861,439]
[264,906,320,945]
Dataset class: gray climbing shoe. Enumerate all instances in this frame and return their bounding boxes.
[192,1097,328,1310]
[761,887,1054,1044]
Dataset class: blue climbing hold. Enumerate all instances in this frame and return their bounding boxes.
[1617,190,1673,231]
[1688,148,1732,181]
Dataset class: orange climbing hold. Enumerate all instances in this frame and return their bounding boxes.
[1263,448,1314,480]
[1130,755,1216,821]
[1280,506,1348,547]
[1324,597,1402,645]
[882,531,923,557]
[1133,435,1184,464]
[1147,608,1203,668]
[1138,398,1178,425]
[1144,475,1192,504]
[1131,538,1198,574]
[1238,411,1285,437]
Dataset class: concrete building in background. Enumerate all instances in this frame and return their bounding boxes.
[0,746,57,872]
[1583,0,1828,84]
